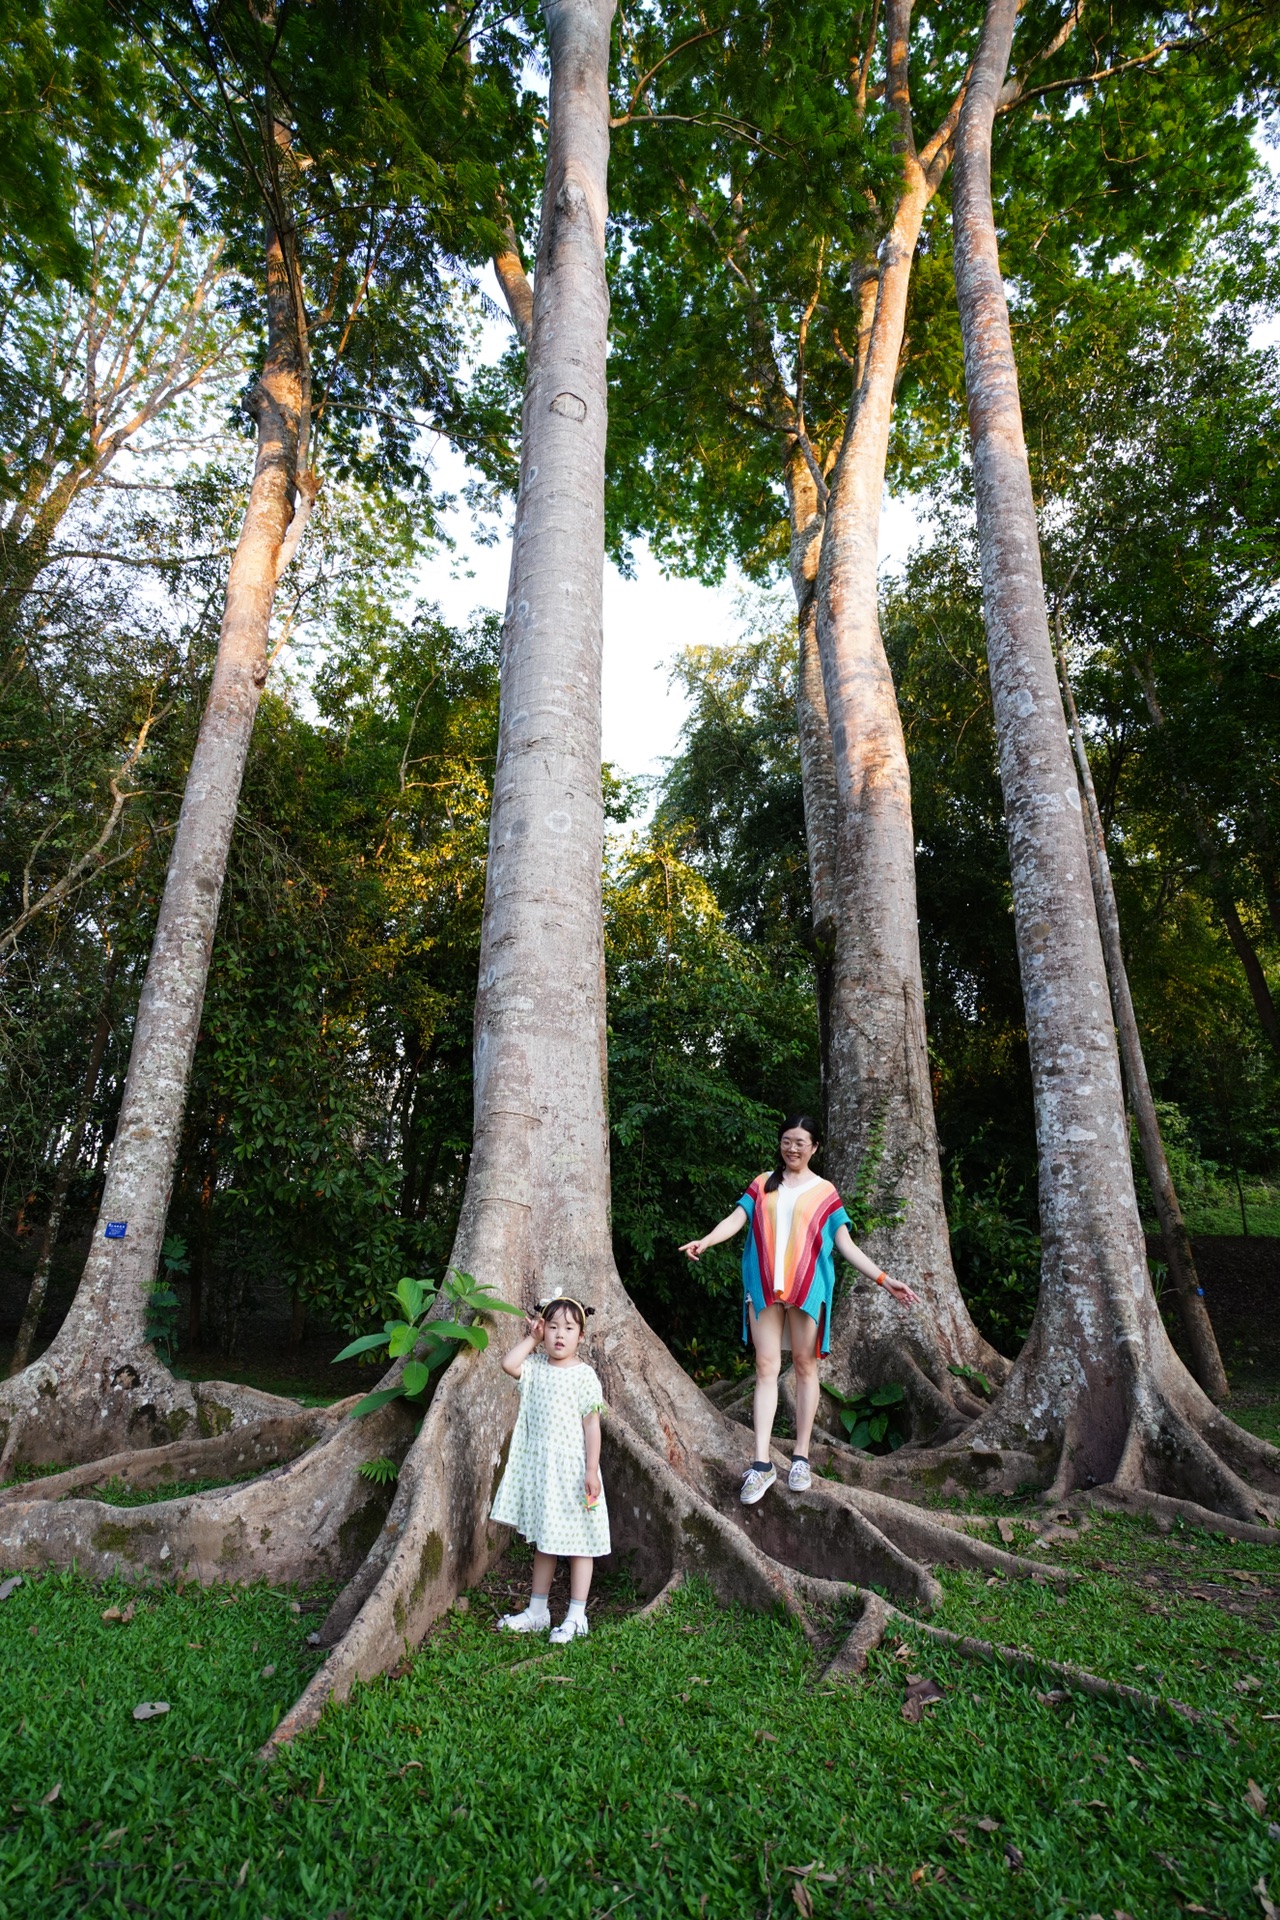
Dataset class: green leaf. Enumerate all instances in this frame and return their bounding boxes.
[395,1277,426,1323]
[148,1289,180,1309]
[332,1332,391,1364]
[387,1322,417,1358]
[358,1456,399,1486]
[888,1430,907,1452]
[350,1387,406,1420]
[869,1384,905,1406]
[868,1412,888,1442]
[847,1420,873,1450]
[401,1361,431,1397]
[432,1323,486,1348]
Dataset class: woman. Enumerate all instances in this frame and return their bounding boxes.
[679,1112,921,1503]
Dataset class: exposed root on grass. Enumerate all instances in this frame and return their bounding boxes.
[882,1611,1209,1726]
[820,1591,890,1682]
[912,1270,1280,1530]
[1075,1486,1280,1547]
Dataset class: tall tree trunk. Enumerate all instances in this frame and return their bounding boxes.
[0,193,317,1467]
[786,447,838,1108]
[8,951,120,1376]
[1055,640,1228,1400]
[947,0,1276,1519]
[813,0,1003,1426]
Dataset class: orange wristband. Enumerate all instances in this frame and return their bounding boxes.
[875,1271,888,1287]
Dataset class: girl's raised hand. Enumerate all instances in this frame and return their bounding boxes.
[678,1238,705,1262]
[524,1312,545,1343]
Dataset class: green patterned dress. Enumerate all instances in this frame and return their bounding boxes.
[490,1350,611,1557]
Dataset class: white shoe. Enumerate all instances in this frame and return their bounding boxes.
[788,1457,812,1492]
[549,1612,589,1644]
[740,1464,777,1505]
[498,1606,550,1634]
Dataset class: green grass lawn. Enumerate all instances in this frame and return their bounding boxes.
[2,1507,1279,1919]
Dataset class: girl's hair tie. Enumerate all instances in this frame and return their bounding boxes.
[535,1294,596,1330]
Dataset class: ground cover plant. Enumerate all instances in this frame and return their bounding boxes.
[3,1505,1279,1920]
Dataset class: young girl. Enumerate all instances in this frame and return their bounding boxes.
[490,1296,611,1643]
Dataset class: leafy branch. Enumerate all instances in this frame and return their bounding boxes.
[333,1267,521,1419]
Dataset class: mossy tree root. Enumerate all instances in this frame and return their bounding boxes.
[1075,1486,1279,1546]
[0,1394,414,1586]
[0,1355,309,1478]
[0,1400,350,1506]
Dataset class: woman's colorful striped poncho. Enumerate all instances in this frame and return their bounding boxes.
[738,1174,851,1355]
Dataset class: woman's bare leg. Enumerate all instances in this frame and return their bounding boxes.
[788,1308,821,1458]
[749,1302,785,1460]
[568,1555,594,1603]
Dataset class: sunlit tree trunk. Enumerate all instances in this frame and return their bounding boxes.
[1055,640,1229,1400]
[947,0,1274,1514]
[785,447,838,1103]
[813,1,1001,1416]
[0,179,316,1465]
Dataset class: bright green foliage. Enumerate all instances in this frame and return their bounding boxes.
[357,1456,400,1486]
[2,1513,1279,1916]
[604,796,819,1358]
[333,1269,521,1419]
[824,1379,908,1452]
[118,0,537,495]
[0,0,157,287]
[607,0,887,581]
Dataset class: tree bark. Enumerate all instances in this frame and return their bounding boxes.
[947,0,1276,1514]
[785,446,838,1106]
[8,951,120,1376]
[1055,641,1228,1401]
[813,0,1002,1413]
[0,190,313,1466]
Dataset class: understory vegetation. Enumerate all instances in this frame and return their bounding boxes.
[3,1513,1278,1919]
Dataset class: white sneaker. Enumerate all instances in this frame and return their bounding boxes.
[740,1464,777,1505]
[788,1457,812,1492]
[498,1606,550,1634]
[549,1612,589,1644]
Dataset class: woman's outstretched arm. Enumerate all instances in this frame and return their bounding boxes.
[679,1205,748,1261]
[833,1225,921,1306]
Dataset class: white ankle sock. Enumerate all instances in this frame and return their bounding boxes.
[565,1599,587,1624]
[529,1593,551,1618]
